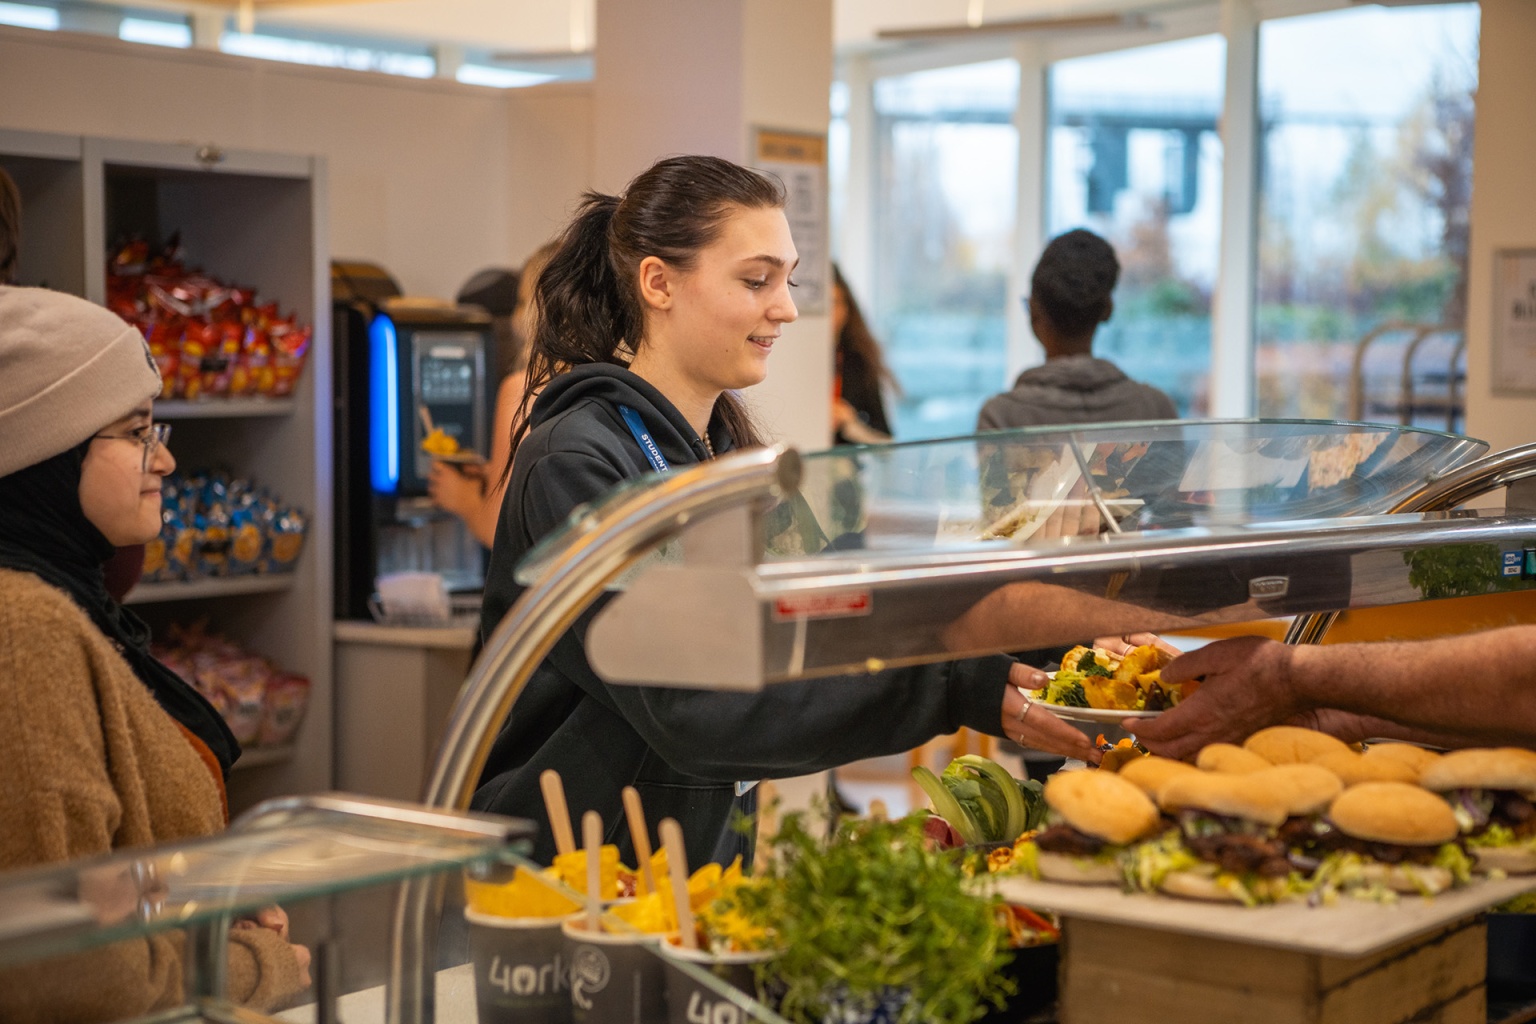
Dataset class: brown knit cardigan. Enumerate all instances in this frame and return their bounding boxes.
[0,568,306,1022]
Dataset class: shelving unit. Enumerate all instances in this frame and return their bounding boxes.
[122,574,295,605]
[0,128,333,813]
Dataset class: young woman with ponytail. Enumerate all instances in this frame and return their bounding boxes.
[473,155,1096,869]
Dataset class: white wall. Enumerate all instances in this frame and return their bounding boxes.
[591,0,835,453]
[505,83,595,258]
[1464,0,1536,460]
[742,0,836,452]
[0,25,594,299]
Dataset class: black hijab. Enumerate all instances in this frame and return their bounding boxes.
[0,443,239,775]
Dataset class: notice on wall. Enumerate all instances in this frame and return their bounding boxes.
[753,128,828,316]
[1494,249,1536,394]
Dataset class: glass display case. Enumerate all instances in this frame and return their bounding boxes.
[392,419,1536,1022]
[0,795,532,1024]
[10,421,1531,1024]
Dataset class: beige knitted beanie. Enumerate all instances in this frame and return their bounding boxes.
[0,285,162,478]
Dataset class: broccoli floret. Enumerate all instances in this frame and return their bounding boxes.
[1046,677,1089,708]
[1080,657,1112,679]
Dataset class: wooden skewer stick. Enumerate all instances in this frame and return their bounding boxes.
[418,404,436,436]
[583,811,603,934]
[659,818,697,950]
[622,787,657,897]
[540,770,576,857]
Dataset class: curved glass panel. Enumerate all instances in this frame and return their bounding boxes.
[771,419,1484,557]
[515,472,674,586]
[0,795,527,969]
[517,419,1485,584]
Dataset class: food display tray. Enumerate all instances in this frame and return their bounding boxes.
[994,873,1536,957]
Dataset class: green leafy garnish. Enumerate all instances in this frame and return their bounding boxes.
[734,812,1014,1024]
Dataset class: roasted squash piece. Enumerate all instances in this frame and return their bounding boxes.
[1084,674,1141,710]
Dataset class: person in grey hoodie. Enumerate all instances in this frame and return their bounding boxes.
[978,229,1177,431]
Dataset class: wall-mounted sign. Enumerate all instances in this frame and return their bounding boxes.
[752,128,828,316]
[1493,248,1536,394]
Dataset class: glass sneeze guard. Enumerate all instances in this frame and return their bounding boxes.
[0,794,531,971]
[561,419,1518,688]
[517,418,1486,587]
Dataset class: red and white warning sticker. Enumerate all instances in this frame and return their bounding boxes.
[771,591,873,622]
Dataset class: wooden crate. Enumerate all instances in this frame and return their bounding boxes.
[1060,914,1486,1024]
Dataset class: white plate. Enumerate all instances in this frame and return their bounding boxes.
[1033,702,1161,724]
[1029,673,1163,723]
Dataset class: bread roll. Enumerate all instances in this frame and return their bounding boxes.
[1313,749,1420,787]
[1158,772,1290,828]
[1472,845,1536,875]
[1328,782,1458,846]
[1159,870,1243,904]
[1254,763,1344,816]
[1243,726,1352,765]
[1196,743,1272,775]
[1419,748,1536,794]
[1119,755,1201,801]
[1044,769,1160,845]
[1365,743,1443,776]
[1359,862,1455,895]
[1037,850,1123,885]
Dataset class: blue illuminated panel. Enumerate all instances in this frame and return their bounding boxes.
[368,312,400,493]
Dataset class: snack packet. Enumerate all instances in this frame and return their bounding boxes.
[258,672,311,747]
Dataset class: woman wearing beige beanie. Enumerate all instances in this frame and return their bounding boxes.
[0,285,309,1021]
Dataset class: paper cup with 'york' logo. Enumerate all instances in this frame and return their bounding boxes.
[657,940,776,1024]
[466,908,571,1024]
[561,914,668,1024]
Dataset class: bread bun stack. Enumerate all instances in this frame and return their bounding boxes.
[1057,726,1536,903]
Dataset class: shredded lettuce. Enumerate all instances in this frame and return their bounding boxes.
[1466,822,1536,852]
[1310,851,1397,903]
[1124,832,1201,893]
[1215,872,1261,908]
[1498,891,1536,913]
[1435,843,1475,885]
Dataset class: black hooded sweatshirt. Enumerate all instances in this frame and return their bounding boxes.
[473,364,1014,868]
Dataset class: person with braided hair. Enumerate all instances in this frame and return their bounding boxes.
[978,229,1176,430]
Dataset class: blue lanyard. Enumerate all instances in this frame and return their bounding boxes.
[618,405,670,473]
[616,403,753,797]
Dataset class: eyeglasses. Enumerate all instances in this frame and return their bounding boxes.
[92,422,172,472]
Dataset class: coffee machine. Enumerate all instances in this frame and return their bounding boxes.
[332,262,498,620]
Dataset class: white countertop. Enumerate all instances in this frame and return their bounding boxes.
[333,619,478,650]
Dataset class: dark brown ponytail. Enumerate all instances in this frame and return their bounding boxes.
[505,156,787,479]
